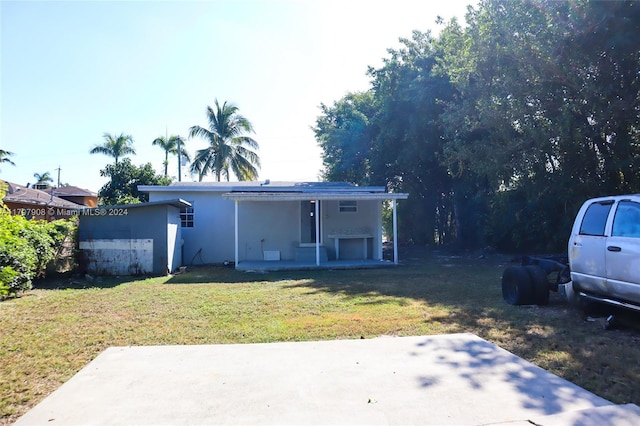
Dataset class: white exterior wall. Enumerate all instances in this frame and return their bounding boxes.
[235,199,382,262]
[237,201,299,261]
[148,190,385,264]
[79,239,154,275]
[322,200,382,260]
[148,191,236,265]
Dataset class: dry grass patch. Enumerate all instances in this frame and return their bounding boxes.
[1,256,640,424]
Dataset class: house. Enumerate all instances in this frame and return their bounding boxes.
[78,199,190,275]
[139,181,408,271]
[44,185,98,207]
[1,180,83,220]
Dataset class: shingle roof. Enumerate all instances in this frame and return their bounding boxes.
[44,185,97,197]
[2,181,81,208]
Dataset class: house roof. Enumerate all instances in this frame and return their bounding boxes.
[139,181,404,197]
[44,186,97,197]
[82,199,191,212]
[2,181,83,209]
[222,191,409,202]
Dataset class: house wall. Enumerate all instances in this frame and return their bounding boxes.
[78,204,182,275]
[237,201,300,261]
[148,191,236,265]
[147,190,385,264]
[234,199,383,262]
[321,199,382,260]
[60,195,98,207]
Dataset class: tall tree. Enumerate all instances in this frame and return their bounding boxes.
[437,0,640,251]
[189,100,260,181]
[89,133,136,165]
[369,31,458,245]
[33,171,53,185]
[313,91,377,185]
[152,135,190,177]
[316,0,640,253]
[0,149,15,171]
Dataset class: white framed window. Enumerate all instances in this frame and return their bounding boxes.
[339,200,357,213]
[180,205,194,228]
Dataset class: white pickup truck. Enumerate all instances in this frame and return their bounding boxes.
[502,195,640,313]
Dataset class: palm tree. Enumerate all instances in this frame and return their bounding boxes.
[0,149,15,171]
[152,135,190,177]
[89,133,136,165]
[33,171,53,185]
[189,100,260,181]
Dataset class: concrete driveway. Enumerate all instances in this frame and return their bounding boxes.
[14,333,640,425]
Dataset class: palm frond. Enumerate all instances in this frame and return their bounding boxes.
[91,132,135,164]
[190,100,260,181]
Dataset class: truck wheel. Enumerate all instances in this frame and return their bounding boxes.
[502,266,535,305]
[525,265,550,305]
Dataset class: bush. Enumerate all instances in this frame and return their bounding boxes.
[0,208,77,298]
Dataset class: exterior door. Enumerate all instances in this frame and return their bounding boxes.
[300,200,321,244]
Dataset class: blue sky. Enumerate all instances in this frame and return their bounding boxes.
[1,0,472,192]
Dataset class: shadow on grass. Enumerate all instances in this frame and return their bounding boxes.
[164,265,335,285]
[33,273,133,290]
[269,257,640,407]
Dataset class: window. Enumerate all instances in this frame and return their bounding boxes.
[339,200,357,213]
[579,201,613,236]
[180,205,194,228]
[612,201,640,238]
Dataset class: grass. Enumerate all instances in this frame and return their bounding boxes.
[2,253,640,424]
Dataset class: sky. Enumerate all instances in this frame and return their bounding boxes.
[1,0,473,193]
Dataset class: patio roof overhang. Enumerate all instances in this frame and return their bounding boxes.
[222,192,409,202]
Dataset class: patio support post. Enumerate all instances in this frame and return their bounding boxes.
[234,200,239,267]
[315,199,320,266]
[393,199,398,264]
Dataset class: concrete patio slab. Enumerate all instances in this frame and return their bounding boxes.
[235,259,397,272]
[14,333,639,425]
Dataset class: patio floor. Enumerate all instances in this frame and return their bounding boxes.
[235,259,399,271]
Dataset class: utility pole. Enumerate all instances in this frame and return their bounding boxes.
[55,166,61,187]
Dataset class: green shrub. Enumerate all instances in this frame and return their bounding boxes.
[0,208,77,298]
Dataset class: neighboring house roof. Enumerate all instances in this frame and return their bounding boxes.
[44,186,98,198]
[2,181,82,209]
[139,181,408,200]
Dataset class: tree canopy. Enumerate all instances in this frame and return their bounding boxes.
[152,135,190,178]
[33,172,53,185]
[90,133,136,165]
[0,149,15,171]
[315,0,640,253]
[98,158,171,205]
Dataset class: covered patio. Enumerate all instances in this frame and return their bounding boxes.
[223,188,409,271]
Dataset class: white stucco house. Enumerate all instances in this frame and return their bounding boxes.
[139,181,408,271]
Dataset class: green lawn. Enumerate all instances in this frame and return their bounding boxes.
[2,255,639,423]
